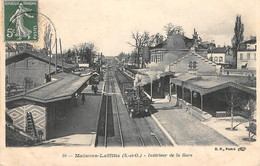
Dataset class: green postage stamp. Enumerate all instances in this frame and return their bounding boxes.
[4,0,38,41]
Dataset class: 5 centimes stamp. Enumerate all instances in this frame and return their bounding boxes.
[4,0,38,41]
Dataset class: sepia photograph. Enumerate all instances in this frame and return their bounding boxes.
[0,0,259,165]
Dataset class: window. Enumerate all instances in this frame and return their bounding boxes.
[157,55,161,62]
[219,57,223,62]
[188,61,197,69]
[247,53,250,60]
[189,61,193,68]
[240,53,243,60]
[214,56,218,62]
[192,61,197,68]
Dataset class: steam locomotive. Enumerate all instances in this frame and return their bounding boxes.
[115,68,151,118]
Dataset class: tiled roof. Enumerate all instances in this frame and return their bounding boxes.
[173,73,198,82]
[6,43,16,52]
[171,75,256,95]
[238,39,257,51]
[152,41,167,49]
[208,47,227,53]
[171,51,217,66]
[5,51,77,70]
[241,39,256,45]
[151,34,193,49]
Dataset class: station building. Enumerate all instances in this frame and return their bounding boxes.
[169,50,256,120]
[6,72,92,140]
[124,48,256,121]
[6,51,77,90]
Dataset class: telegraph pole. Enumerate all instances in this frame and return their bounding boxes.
[59,38,63,72]
[49,38,52,75]
[55,38,57,74]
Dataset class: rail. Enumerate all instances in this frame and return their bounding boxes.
[143,117,162,146]
[132,118,145,147]
[104,68,110,147]
[111,70,124,147]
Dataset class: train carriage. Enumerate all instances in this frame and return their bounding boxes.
[115,69,151,118]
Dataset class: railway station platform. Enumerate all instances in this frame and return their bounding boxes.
[36,82,105,146]
[151,95,256,146]
[150,96,238,146]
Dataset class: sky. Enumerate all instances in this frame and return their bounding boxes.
[39,0,258,57]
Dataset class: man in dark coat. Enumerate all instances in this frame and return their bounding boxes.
[82,93,85,105]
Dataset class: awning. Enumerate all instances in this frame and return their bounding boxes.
[170,74,256,96]
[6,72,92,104]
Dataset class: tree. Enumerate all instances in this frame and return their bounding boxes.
[148,33,165,47]
[64,49,73,63]
[127,31,150,68]
[221,93,242,130]
[117,52,130,62]
[243,99,256,141]
[66,42,97,65]
[43,23,52,56]
[247,74,256,87]
[163,23,184,36]
[231,15,244,68]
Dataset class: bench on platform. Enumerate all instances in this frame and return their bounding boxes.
[216,111,227,118]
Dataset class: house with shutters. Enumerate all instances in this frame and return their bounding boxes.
[237,38,256,70]
[207,46,233,68]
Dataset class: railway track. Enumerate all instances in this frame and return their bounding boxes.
[115,68,165,147]
[104,70,109,147]
[110,71,124,147]
[131,116,162,147]
[100,67,125,147]
[97,66,171,147]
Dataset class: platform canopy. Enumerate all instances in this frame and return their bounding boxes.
[6,72,92,104]
[171,74,256,96]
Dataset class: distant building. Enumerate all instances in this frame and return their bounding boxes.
[199,41,216,50]
[127,56,135,66]
[5,43,17,58]
[15,43,33,53]
[237,38,256,70]
[76,55,81,64]
[149,30,209,64]
[6,51,77,89]
[207,46,233,68]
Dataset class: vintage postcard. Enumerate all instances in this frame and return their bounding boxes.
[0,0,259,165]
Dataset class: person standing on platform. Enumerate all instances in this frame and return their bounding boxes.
[82,93,85,105]
[93,84,98,94]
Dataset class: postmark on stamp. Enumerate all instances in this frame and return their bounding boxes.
[4,0,38,42]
